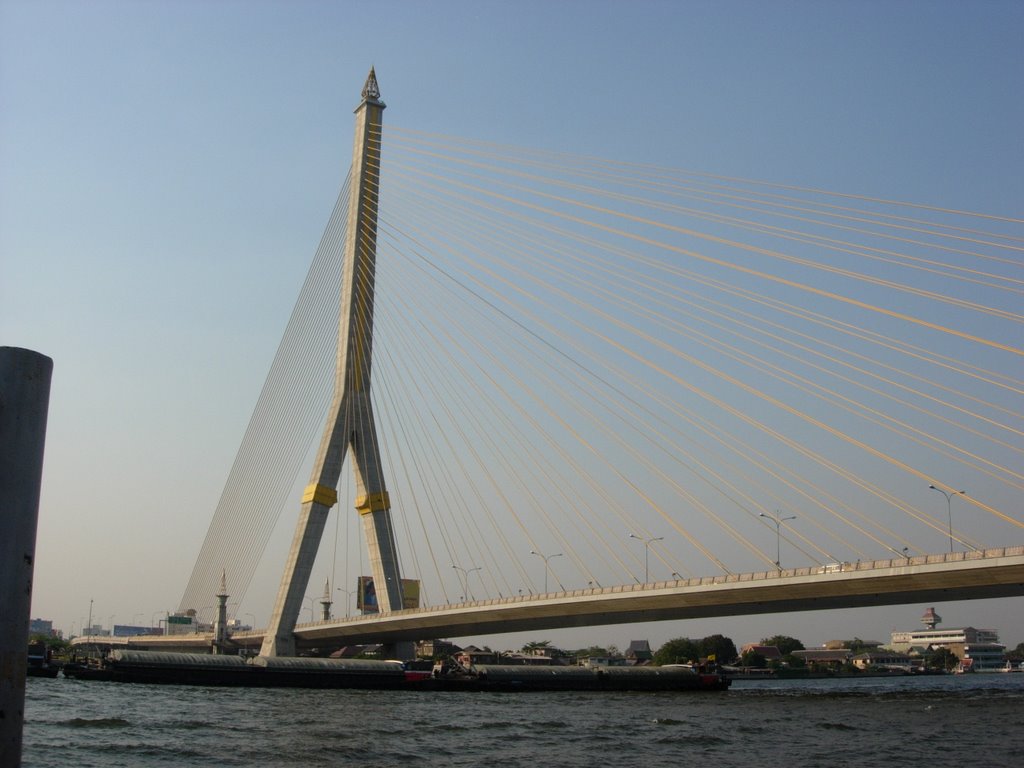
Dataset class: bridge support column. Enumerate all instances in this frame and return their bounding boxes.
[261,69,411,659]
[260,499,333,657]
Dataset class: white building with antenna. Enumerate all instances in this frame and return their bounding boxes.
[890,607,1005,671]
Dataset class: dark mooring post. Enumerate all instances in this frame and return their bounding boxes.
[0,347,53,768]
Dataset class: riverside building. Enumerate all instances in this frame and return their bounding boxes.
[889,607,1005,671]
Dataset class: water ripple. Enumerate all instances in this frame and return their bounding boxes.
[21,674,1024,768]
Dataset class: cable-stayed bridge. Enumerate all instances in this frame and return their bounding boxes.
[164,71,1022,655]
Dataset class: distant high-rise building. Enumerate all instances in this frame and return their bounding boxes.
[28,618,53,636]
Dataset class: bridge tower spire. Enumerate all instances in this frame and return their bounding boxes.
[260,69,403,657]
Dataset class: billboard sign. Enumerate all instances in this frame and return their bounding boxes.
[356,577,421,613]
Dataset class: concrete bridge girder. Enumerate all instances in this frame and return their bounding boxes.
[83,549,1024,654]
[290,549,1024,648]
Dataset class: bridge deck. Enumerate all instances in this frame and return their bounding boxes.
[287,546,1024,647]
[76,547,1024,653]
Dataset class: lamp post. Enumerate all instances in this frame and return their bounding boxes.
[928,485,966,553]
[759,512,796,570]
[628,534,663,583]
[302,596,315,622]
[245,613,257,630]
[530,550,563,593]
[195,608,214,632]
[336,588,356,618]
[451,565,481,601]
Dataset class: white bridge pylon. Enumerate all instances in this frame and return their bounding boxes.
[260,69,404,657]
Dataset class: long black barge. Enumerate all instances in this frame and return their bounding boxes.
[62,650,730,692]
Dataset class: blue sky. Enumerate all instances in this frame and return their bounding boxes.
[3,0,1022,650]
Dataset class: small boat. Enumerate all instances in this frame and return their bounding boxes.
[27,644,60,678]
[26,661,59,679]
[61,660,115,681]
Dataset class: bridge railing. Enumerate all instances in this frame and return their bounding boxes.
[288,546,1023,628]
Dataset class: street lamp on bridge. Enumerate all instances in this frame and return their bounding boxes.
[628,534,663,583]
[759,512,796,570]
[302,596,316,622]
[451,564,482,601]
[929,485,966,553]
[530,550,562,593]
[336,587,356,618]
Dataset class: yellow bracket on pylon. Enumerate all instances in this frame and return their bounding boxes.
[355,491,390,515]
[302,483,338,508]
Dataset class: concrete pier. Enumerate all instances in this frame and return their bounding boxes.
[0,347,53,768]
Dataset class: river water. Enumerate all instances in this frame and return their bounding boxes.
[22,673,1024,767]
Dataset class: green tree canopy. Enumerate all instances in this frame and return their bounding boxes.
[760,634,805,655]
[698,634,738,664]
[29,633,69,653]
[740,649,766,667]
[843,637,880,655]
[926,647,959,672]
[654,638,700,666]
[521,640,552,652]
